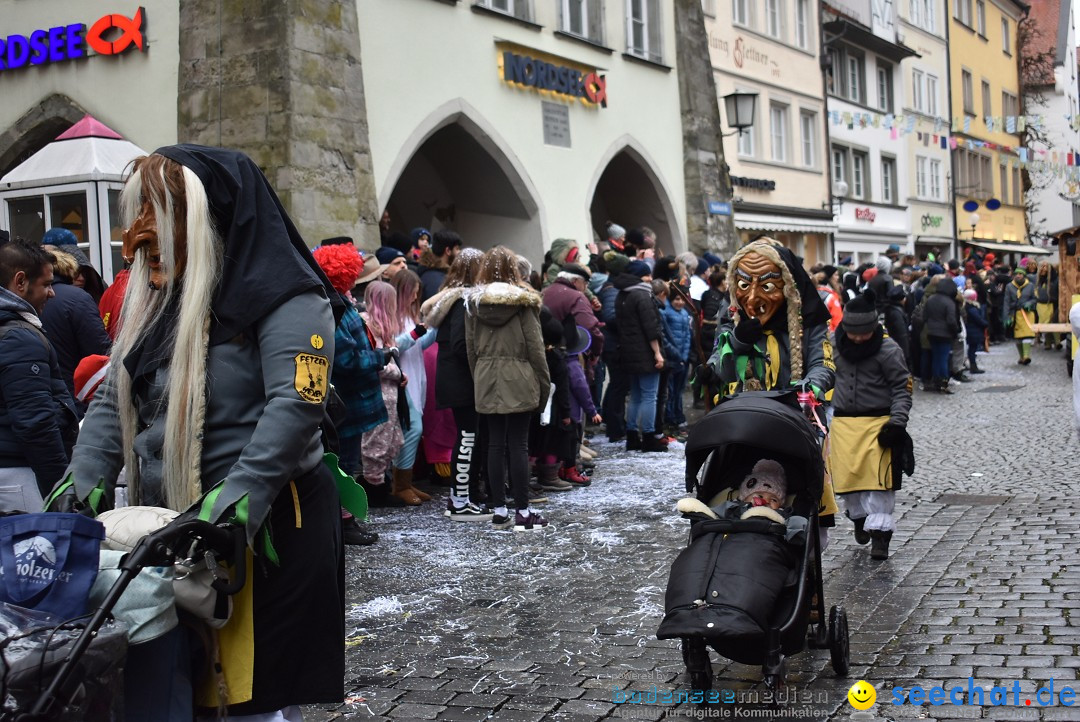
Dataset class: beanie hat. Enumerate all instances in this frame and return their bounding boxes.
[821,265,838,282]
[607,223,626,241]
[41,228,78,246]
[560,262,590,280]
[963,289,978,302]
[738,460,787,506]
[875,257,892,273]
[1014,267,1027,275]
[410,227,431,248]
[626,260,651,278]
[842,289,878,334]
[604,250,630,275]
[886,243,901,254]
[861,267,879,282]
[74,354,110,404]
[432,230,463,257]
[375,246,405,265]
[703,252,724,267]
[312,243,364,294]
[695,258,710,276]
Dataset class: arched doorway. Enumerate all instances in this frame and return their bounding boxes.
[0,94,88,178]
[382,110,542,261]
[589,144,681,255]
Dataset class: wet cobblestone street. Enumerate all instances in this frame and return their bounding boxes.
[306,341,1078,722]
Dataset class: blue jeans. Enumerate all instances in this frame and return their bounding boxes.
[929,338,951,380]
[393,394,423,470]
[626,372,660,434]
[665,365,689,426]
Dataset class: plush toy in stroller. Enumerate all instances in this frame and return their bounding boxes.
[656,390,849,691]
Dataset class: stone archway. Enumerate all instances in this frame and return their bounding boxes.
[587,139,683,255]
[0,94,89,179]
[381,101,544,262]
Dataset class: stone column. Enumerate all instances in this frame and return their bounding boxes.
[674,0,738,260]
[177,0,379,247]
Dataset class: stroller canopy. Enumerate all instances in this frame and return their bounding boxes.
[685,391,824,505]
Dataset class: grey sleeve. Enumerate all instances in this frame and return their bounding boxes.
[880,340,913,426]
[208,291,335,543]
[802,322,836,397]
[65,370,126,499]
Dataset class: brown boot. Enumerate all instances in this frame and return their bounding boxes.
[399,467,432,501]
[391,468,424,505]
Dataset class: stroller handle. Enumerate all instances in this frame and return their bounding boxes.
[20,519,246,721]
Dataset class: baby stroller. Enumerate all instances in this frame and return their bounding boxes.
[0,515,246,721]
[656,390,849,691]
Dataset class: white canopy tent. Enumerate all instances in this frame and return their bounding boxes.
[0,115,147,282]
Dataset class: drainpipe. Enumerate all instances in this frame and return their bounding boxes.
[944,3,958,262]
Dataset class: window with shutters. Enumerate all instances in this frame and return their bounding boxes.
[962,70,974,115]
[800,111,816,168]
[560,0,605,43]
[479,0,533,21]
[982,79,992,119]
[626,0,662,63]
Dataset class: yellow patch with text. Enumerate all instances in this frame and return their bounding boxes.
[294,353,329,404]
[822,339,836,371]
[905,376,913,394]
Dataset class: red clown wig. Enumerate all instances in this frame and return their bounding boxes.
[312,243,364,295]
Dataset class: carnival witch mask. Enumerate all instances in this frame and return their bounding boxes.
[733,251,786,326]
[121,155,188,290]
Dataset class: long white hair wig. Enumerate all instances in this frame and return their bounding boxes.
[114,155,221,510]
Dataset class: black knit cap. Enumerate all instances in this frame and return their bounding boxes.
[842,289,878,334]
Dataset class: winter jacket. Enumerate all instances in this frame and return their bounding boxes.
[708,314,835,399]
[98,268,129,340]
[613,273,663,375]
[331,299,388,438]
[881,296,909,360]
[1003,277,1036,325]
[39,280,112,404]
[700,287,728,354]
[924,282,960,341]
[542,277,604,355]
[660,300,693,366]
[424,288,474,410]
[464,283,550,415]
[597,281,620,360]
[817,285,844,335]
[831,333,912,427]
[963,303,989,345]
[567,355,595,422]
[0,289,78,493]
[417,248,451,302]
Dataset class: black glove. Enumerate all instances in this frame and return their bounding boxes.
[733,317,764,345]
[877,423,906,447]
[694,363,715,386]
[411,324,427,339]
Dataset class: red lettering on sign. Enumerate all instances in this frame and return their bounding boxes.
[86,7,144,56]
[584,72,607,108]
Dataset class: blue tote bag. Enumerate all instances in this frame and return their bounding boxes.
[0,513,105,619]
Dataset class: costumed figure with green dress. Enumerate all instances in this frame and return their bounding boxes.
[1003,267,1037,365]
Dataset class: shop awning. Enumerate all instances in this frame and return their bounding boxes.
[961,239,1053,255]
[733,212,837,235]
[0,115,147,190]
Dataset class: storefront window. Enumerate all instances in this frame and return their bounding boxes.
[7,197,45,244]
[48,192,90,243]
[108,189,125,278]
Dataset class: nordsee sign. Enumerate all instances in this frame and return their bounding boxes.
[0,8,147,73]
[500,46,607,108]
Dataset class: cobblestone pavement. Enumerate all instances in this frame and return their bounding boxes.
[304,340,1078,722]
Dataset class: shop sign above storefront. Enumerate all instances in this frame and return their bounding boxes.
[0,7,146,73]
[498,43,607,108]
[920,214,943,231]
[731,175,776,191]
[855,207,877,222]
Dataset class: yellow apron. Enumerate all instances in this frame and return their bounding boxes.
[828,416,893,494]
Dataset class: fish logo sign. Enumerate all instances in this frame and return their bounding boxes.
[86,7,146,56]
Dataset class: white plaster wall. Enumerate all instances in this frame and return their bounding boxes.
[0,1,178,151]
[356,1,687,258]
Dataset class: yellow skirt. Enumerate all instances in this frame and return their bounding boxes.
[1013,308,1036,339]
[828,416,893,494]
[1037,303,1055,325]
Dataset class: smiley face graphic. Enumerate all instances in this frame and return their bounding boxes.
[847,680,877,710]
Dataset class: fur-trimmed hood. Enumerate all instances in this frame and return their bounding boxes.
[465,282,542,328]
[420,286,468,328]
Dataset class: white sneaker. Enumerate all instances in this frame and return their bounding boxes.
[445,502,493,522]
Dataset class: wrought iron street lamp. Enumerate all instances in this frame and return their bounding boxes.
[722,92,758,137]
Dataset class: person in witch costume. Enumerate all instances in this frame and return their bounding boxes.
[828,290,913,560]
[697,238,835,401]
[46,146,347,717]
[695,238,839,535]
[1003,266,1037,365]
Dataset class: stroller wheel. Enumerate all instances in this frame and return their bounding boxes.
[681,637,713,692]
[829,606,850,676]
